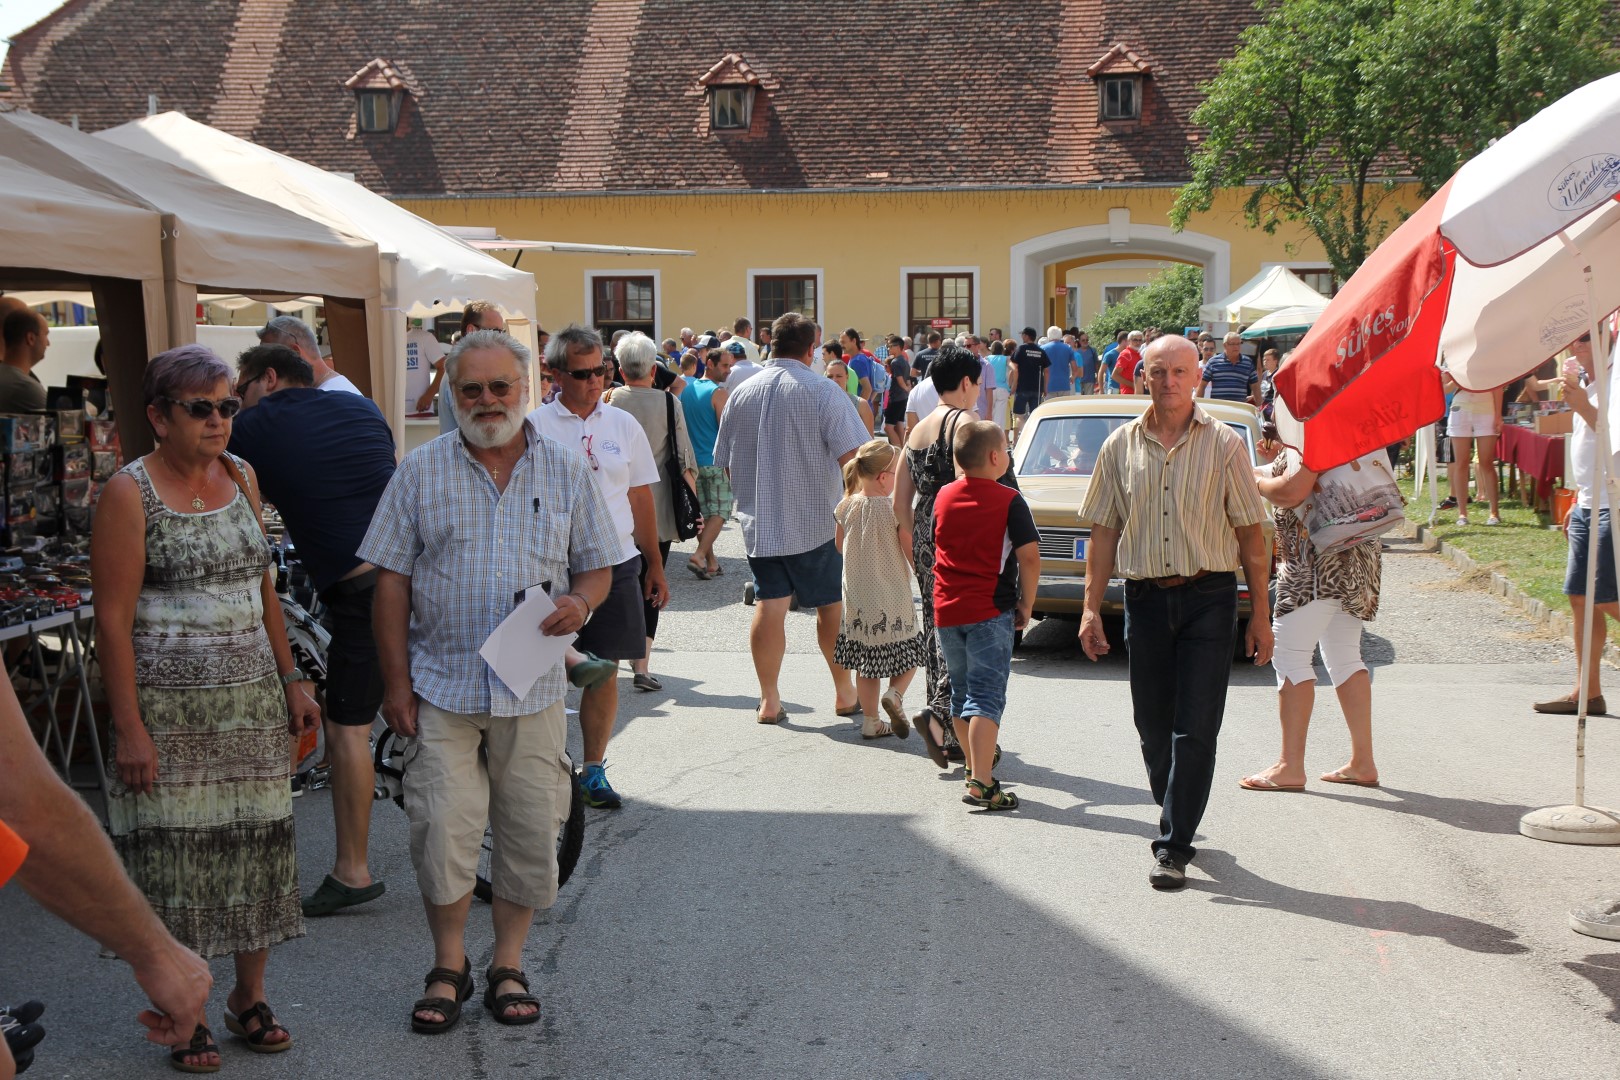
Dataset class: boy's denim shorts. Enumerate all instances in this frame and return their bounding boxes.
[935,609,1015,724]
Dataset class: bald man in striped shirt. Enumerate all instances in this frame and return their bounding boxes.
[1078,334,1273,891]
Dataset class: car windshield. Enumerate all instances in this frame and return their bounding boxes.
[1016,414,1258,477]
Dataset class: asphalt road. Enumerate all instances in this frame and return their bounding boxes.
[5,532,1620,1079]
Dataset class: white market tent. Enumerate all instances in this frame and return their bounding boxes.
[0,107,381,453]
[98,112,543,443]
[1199,265,1330,327]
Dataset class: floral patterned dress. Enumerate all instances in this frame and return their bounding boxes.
[105,456,302,958]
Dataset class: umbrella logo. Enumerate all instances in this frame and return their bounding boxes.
[1548,154,1620,213]
[1538,296,1588,350]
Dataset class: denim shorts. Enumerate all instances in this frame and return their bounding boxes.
[1565,507,1619,605]
[748,538,843,609]
[935,609,1015,724]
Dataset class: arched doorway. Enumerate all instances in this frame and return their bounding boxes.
[1008,217,1231,331]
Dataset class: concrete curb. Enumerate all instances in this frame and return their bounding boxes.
[1400,519,1620,667]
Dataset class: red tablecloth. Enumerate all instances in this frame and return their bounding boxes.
[1496,424,1565,487]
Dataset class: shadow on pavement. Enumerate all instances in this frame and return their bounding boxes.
[1564,953,1620,1023]
[1191,849,1529,956]
[1309,786,1533,836]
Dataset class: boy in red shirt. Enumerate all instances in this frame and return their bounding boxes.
[932,420,1041,811]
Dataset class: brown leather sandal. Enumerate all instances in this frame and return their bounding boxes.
[224,1001,293,1053]
[483,966,541,1026]
[411,957,474,1034]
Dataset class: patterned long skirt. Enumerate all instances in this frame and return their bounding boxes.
[107,674,304,959]
[910,495,958,745]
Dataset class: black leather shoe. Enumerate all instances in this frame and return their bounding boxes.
[1148,852,1187,890]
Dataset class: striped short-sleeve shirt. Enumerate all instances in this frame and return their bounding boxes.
[1077,406,1268,579]
[1201,355,1259,402]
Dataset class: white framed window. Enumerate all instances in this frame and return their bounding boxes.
[584,269,662,340]
[709,86,753,130]
[899,265,980,339]
[748,268,823,327]
[1102,284,1139,308]
[1100,76,1141,121]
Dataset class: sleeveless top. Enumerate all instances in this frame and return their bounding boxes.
[125,455,277,688]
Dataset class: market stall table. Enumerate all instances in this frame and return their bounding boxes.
[6,606,104,814]
[1496,423,1566,513]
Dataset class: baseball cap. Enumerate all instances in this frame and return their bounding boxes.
[696,334,723,350]
[724,341,748,357]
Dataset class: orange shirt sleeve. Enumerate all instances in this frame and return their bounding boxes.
[0,819,27,889]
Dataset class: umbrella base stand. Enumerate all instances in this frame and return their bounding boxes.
[1570,896,1620,940]
[1520,804,1620,844]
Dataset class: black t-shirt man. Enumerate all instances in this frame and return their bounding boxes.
[912,347,939,377]
[1010,341,1049,395]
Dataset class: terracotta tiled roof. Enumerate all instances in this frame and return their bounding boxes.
[2,0,1266,197]
[1086,44,1153,79]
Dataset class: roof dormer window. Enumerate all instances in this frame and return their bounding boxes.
[710,86,752,130]
[696,52,771,135]
[1087,44,1151,124]
[1101,77,1140,121]
[356,90,393,133]
[344,58,422,136]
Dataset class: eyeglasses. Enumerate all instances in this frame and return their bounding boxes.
[166,396,242,420]
[455,379,520,400]
[581,434,600,471]
[562,365,609,381]
[234,374,262,398]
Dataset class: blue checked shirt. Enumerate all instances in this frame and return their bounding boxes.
[357,424,620,716]
[714,358,873,558]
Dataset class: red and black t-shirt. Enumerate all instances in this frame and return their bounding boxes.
[932,476,1039,627]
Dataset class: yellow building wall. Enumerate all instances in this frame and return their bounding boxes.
[397,186,1412,342]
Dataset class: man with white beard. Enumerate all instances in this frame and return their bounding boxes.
[360,328,619,1034]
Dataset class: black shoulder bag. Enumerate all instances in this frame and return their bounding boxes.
[663,391,703,540]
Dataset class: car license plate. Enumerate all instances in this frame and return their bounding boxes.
[1074,538,1087,561]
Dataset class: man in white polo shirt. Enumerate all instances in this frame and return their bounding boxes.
[528,324,668,810]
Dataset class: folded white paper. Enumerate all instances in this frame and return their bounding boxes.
[478,587,577,698]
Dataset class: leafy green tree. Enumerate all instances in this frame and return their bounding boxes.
[1086,264,1205,344]
[1170,0,1619,282]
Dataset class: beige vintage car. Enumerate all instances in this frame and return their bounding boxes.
[1010,395,1273,627]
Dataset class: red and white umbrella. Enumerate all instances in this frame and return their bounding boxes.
[1274,71,1620,471]
[1273,71,1620,840]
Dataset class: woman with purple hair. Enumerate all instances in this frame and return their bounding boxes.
[92,344,319,1073]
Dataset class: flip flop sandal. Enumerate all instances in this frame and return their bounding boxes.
[963,778,1020,811]
[224,1002,293,1054]
[1319,770,1380,787]
[915,709,949,769]
[685,561,712,580]
[170,1024,220,1074]
[301,873,385,917]
[835,703,862,717]
[710,564,725,575]
[411,957,474,1035]
[757,708,787,725]
[483,966,541,1026]
[1238,774,1305,792]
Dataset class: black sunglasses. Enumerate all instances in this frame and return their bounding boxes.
[166,396,242,420]
[456,379,521,399]
[561,365,609,381]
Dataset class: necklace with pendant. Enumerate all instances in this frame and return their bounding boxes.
[161,453,209,510]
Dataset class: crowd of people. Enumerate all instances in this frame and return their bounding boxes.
[4,297,1609,1077]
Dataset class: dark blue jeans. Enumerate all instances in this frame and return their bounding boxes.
[1123,571,1239,862]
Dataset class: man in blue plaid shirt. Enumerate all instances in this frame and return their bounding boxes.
[360,328,618,1034]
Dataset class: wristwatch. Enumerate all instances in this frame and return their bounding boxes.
[279,669,308,687]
